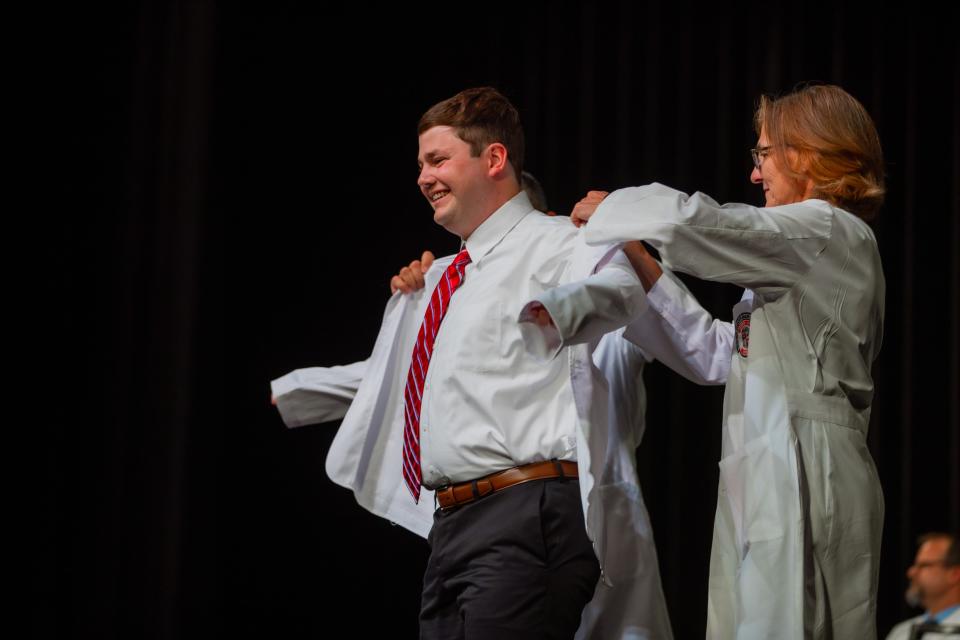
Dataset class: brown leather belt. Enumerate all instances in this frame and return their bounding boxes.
[434,460,578,511]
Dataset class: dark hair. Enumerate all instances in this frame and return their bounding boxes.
[418,87,524,181]
[521,171,548,211]
[918,532,960,566]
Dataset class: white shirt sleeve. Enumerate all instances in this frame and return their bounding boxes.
[624,267,733,385]
[270,360,368,428]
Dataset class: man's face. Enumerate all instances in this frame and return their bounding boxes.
[749,126,811,207]
[417,126,492,238]
[906,539,954,609]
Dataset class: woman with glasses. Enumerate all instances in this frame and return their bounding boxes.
[528,84,887,639]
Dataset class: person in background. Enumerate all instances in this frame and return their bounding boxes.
[522,170,554,215]
[886,533,960,640]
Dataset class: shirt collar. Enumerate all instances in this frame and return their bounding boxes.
[462,191,533,266]
[927,604,960,623]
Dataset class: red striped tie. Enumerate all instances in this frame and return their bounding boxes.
[402,249,472,502]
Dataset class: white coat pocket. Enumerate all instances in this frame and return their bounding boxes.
[717,434,791,558]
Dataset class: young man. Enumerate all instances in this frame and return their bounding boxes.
[273,87,661,638]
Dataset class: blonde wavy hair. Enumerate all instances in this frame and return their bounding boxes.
[755,84,885,220]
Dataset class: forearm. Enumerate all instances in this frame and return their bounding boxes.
[622,241,662,292]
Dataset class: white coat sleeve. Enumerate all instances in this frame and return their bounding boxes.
[270,360,368,428]
[518,249,647,359]
[583,184,834,300]
[623,267,733,385]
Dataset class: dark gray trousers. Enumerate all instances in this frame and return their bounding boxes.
[419,478,599,640]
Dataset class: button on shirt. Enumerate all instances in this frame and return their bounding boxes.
[418,192,582,487]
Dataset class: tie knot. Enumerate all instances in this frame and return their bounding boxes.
[453,249,472,268]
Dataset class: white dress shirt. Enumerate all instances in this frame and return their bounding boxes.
[418,191,642,487]
[418,193,575,485]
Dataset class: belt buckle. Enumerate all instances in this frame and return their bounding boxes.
[435,484,456,511]
[436,478,484,512]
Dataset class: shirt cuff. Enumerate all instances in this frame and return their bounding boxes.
[271,373,311,428]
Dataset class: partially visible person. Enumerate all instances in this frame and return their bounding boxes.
[521,170,554,215]
[526,83,887,638]
[886,533,960,640]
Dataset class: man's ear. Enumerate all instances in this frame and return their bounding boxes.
[486,142,509,177]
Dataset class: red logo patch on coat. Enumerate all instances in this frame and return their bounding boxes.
[735,312,751,358]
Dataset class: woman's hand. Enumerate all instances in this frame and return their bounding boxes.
[571,190,609,227]
[390,250,435,294]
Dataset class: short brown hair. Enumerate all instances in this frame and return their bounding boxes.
[418,87,524,181]
[919,532,960,567]
[755,84,885,220]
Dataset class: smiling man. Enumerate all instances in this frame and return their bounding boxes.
[417,104,524,238]
[407,87,640,639]
[272,87,655,639]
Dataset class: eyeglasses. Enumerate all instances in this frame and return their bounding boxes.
[750,145,774,169]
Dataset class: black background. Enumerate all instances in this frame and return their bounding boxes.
[37,1,959,638]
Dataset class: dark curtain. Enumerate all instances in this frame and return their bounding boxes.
[39,1,958,638]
